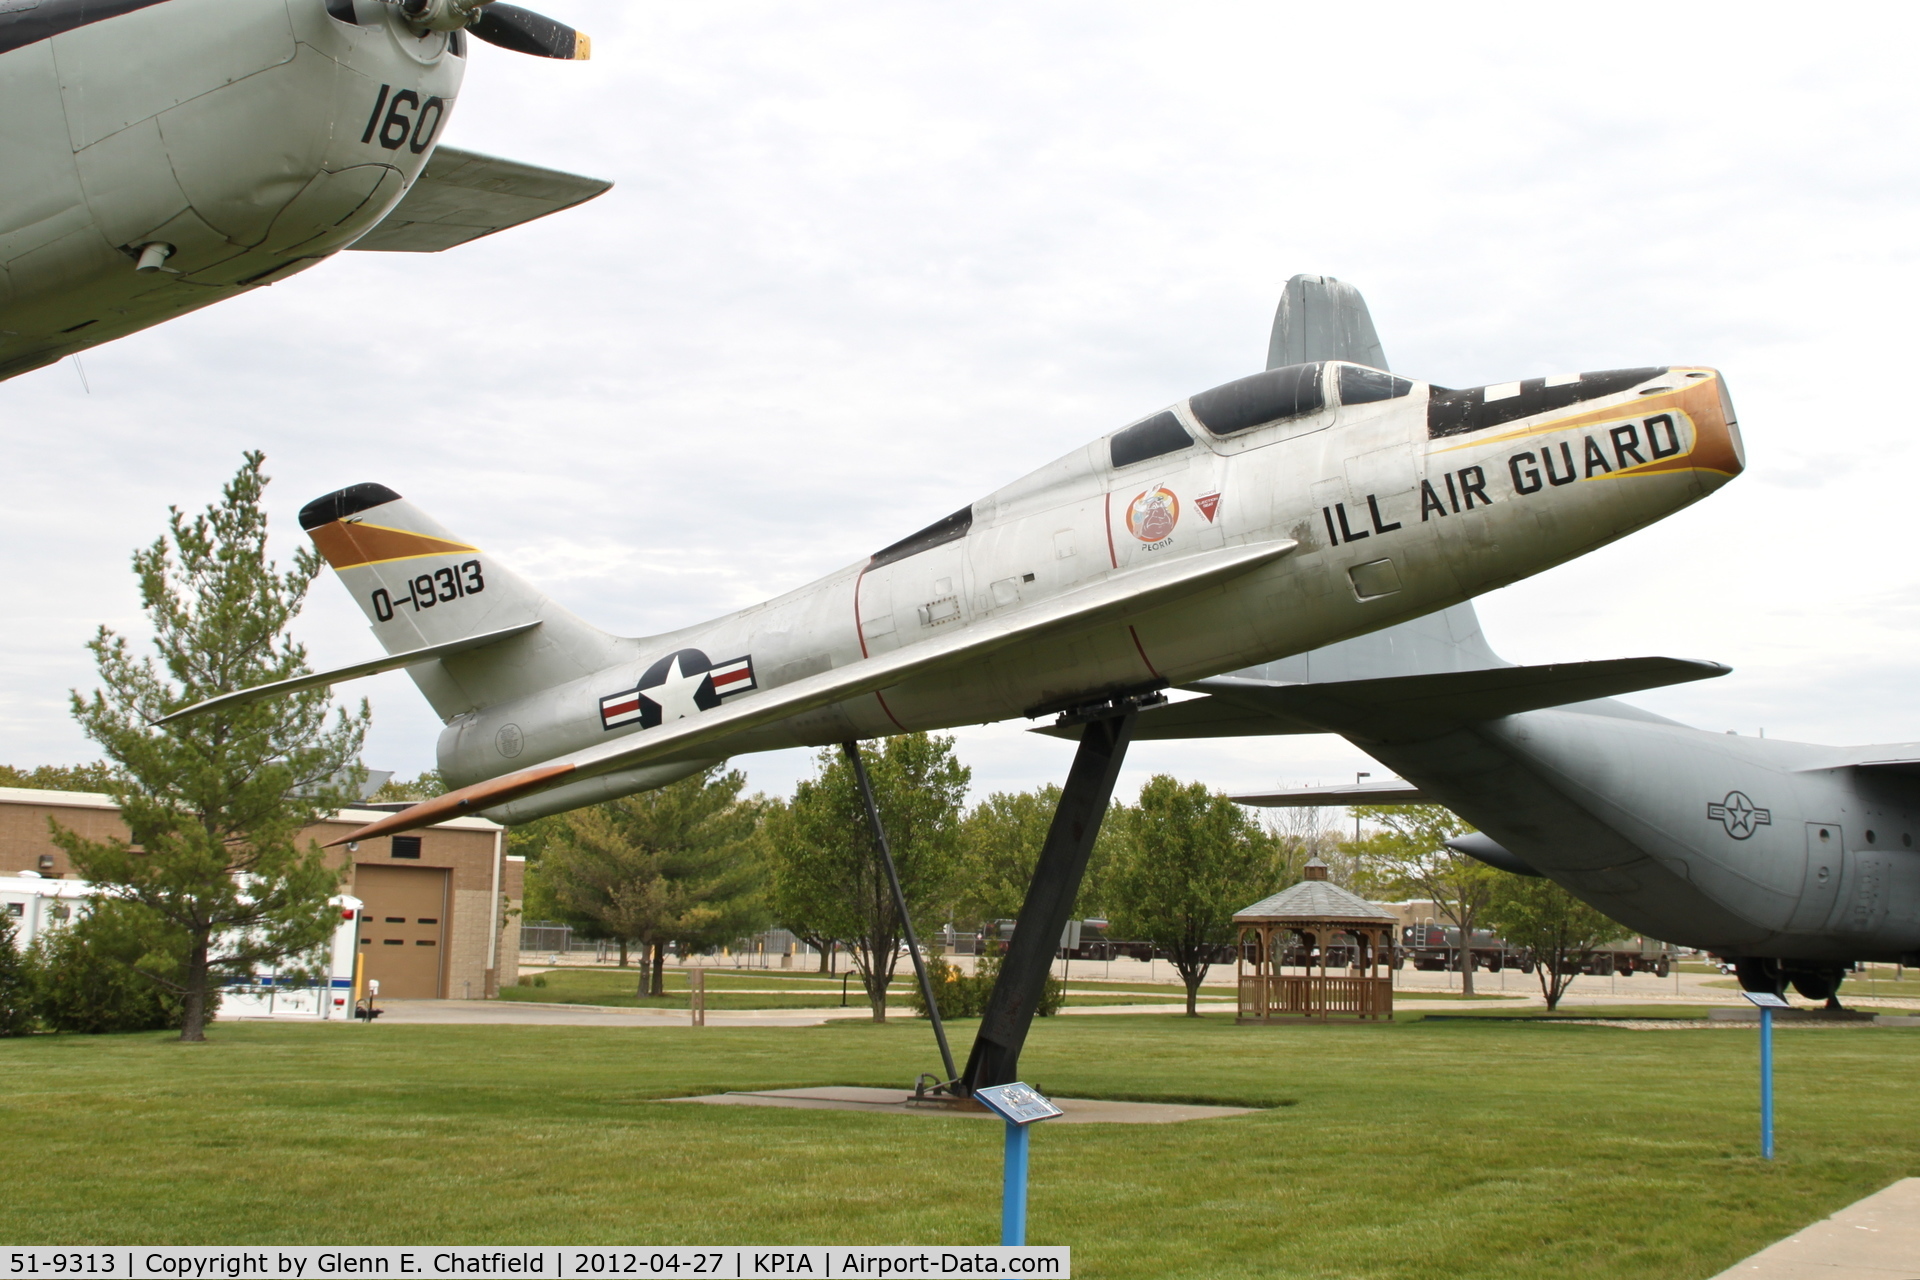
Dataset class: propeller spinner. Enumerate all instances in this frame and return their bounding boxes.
[399,0,590,61]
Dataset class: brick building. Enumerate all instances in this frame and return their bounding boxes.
[0,786,522,999]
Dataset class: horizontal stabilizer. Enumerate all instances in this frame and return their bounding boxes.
[349,146,611,252]
[330,538,1300,843]
[1797,745,1920,778]
[1043,655,1728,744]
[1446,833,1542,877]
[157,621,542,724]
[1232,780,1428,807]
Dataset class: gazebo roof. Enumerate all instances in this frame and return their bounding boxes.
[1234,859,1396,923]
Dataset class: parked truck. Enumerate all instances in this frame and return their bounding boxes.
[1580,936,1676,977]
[1397,923,1534,974]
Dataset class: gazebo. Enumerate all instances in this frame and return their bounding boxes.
[1234,857,1397,1023]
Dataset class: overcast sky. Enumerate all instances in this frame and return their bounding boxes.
[6,2,1920,809]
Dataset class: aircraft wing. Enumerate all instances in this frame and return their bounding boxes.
[1795,746,1920,778]
[153,622,543,725]
[348,146,612,252]
[1041,655,1729,743]
[330,538,1299,843]
[1231,780,1429,806]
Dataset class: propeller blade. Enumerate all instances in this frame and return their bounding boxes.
[468,2,589,59]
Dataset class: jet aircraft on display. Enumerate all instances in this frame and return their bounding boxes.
[162,274,1744,1086]
[0,0,606,382]
[168,328,1744,845]
[1105,278,1916,1003]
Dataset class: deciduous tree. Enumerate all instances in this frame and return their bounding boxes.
[55,453,368,1042]
[530,767,767,995]
[0,763,119,792]
[1346,804,1491,994]
[1107,776,1281,1015]
[766,734,967,1021]
[1482,873,1621,1009]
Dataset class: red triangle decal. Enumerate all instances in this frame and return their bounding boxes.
[1196,492,1221,522]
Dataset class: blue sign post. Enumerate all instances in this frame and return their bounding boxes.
[973,1082,1065,1245]
[1743,991,1790,1159]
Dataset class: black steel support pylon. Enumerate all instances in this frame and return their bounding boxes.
[841,741,959,1086]
[961,706,1138,1094]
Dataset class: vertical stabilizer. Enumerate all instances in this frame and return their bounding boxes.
[298,483,631,719]
[1268,274,1390,372]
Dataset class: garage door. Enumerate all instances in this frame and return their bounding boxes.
[355,865,448,999]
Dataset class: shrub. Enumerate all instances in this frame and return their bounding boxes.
[30,901,191,1034]
[903,948,1066,1019]
[905,955,985,1019]
[0,916,34,1036]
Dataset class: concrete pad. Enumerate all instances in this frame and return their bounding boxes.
[665,1086,1258,1124]
[1709,1178,1920,1278]
[1709,1008,1878,1023]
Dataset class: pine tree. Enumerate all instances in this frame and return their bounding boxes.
[54,453,368,1042]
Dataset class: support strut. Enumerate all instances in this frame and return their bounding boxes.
[841,741,959,1086]
[961,705,1138,1095]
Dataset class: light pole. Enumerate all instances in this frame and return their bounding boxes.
[1353,772,1371,842]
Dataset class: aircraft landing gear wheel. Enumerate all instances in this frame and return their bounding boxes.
[1789,964,1846,1005]
[1734,957,1786,996]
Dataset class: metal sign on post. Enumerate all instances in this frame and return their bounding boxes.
[1743,990,1791,1159]
[973,1082,1065,1246]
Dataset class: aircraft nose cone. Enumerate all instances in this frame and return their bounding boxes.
[1684,367,1744,483]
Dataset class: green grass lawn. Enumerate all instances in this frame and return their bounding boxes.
[4,1014,1917,1277]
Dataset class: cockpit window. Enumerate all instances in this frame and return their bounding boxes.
[1109,410,1192,469]
[1187,362,1324,436]
[1337,364,1414,406]
[1428,367,1667,439]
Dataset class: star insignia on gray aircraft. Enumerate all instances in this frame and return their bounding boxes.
[598,651,756,731]
[1707,790,1771,839]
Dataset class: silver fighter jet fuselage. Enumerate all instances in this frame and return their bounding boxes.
[179,352,1745,841]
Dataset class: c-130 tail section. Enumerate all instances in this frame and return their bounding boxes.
[298,482,632,720]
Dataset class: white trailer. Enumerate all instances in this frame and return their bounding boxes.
[218,896,364,1020]
[0,873,92,948]
[1,873,364,1021]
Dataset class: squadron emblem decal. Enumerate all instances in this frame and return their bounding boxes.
[599,649,757,731]
[1708,790,1771,839]
[1126,486,1180,545]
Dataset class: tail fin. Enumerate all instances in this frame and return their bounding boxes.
[299,483,630,718]
[1268,273,1389,372]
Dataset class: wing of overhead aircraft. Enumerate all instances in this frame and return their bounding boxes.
[1040,650,1727,743]
[347,146,612,252]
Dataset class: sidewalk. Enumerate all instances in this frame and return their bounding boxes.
[1709,1178,1920,1278]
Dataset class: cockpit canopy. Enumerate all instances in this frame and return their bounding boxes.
[1107,361,1419,470]
[1189,362,1325,436]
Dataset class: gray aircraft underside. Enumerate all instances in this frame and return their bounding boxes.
[0,0,605,382]
[1112,278,1920,987]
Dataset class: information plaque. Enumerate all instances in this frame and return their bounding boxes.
[973,1082,1064,1126]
